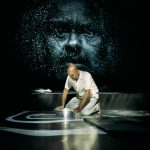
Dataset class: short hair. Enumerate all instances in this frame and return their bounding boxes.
[67,63,78,70]
[68,63,76,67]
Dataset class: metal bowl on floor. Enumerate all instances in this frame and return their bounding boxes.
[55,108,75,118]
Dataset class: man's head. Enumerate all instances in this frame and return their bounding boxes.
[67,64,79,81]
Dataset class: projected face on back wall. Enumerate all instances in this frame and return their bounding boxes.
[16,0,123,90]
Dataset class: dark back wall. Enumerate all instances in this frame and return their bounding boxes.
[1,0,149,111]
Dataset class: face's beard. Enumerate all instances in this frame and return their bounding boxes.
[49,48,91,80]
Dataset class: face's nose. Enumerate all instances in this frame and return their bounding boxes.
[65,32,81,55]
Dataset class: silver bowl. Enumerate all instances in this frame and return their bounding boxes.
[55,108,75,118]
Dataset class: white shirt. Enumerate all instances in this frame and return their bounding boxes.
[65,70,99,98]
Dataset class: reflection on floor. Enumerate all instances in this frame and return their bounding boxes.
[0,111,104,136]
[0,110,150,150]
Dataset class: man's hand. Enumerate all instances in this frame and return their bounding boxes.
[73,106,82,113]
[73,90,90,113]
[55,105,64,111]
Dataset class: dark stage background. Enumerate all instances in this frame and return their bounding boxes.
[1,0,149,111]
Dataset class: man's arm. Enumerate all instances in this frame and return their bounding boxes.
[61,88,69,107]
[73,89,90,112]
[55,88,69,110]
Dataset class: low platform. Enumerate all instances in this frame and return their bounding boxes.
[84,110,150,135]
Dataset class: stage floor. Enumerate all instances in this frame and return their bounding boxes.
[0,110,150,150]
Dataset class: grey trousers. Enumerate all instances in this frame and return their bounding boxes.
[65,97,100,115]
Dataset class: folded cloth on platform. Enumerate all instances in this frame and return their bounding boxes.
[34,88,52,93]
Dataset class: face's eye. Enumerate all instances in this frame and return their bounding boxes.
[48,22,70,36]
[54,28,66,37]
[76,24,97,37]
[82,30,94,37]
